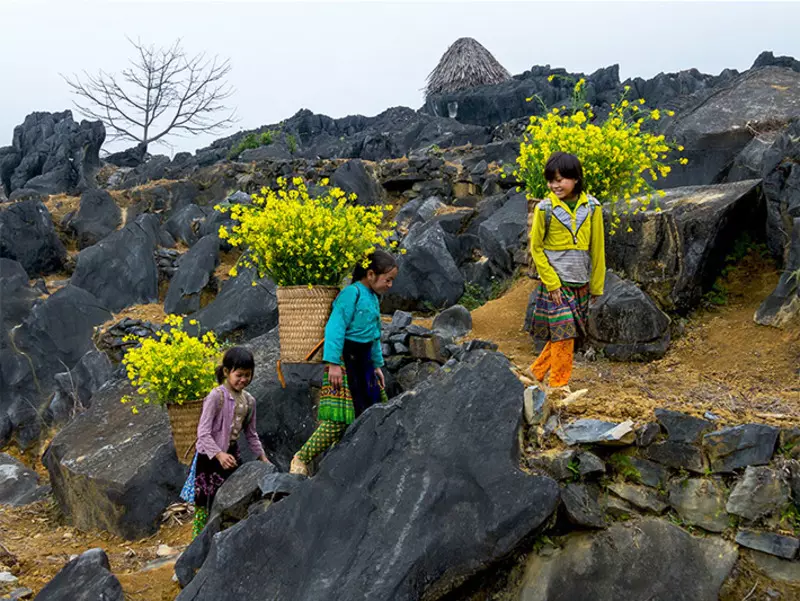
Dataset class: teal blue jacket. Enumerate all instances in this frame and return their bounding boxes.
[323,282,384,367]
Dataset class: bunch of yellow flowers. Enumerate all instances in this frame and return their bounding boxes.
[216,176,397,286]
[516,80,687,233]
[121,314,220,413]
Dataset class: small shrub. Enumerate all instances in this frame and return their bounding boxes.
[459,282,487,311]
[286,134,298,154]
[609,453,642,484]
[228,130,275,160]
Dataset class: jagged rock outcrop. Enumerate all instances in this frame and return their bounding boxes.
[0,110,104,196]
[605,179,764,312]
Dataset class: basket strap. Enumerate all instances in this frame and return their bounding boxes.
[304,338,325,362]
[276,360,287,389]
[183,440,197,461]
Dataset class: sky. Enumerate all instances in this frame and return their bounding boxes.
[1,0,799,155]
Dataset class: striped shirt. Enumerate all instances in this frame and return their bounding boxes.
[544,249,591,286]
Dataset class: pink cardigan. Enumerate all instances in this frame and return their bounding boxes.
[196,385,266,459]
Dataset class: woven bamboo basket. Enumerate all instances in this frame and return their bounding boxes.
[166,399,205,465]
[276,285,339,363]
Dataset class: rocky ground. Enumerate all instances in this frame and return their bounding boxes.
[1,246,797,600]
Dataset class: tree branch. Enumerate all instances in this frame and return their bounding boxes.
[62,37,236,150]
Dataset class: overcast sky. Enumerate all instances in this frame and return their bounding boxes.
[2,1,798,155]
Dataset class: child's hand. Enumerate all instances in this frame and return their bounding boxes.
[328,365,343,390]
[590,294,601,306]
[374,367,385,389]
[257,454,272,464]
[548,288,564,305]
[216,452,238,470]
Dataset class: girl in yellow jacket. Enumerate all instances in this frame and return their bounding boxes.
[528,152,605,391]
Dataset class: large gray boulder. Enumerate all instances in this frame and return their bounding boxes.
[662,67,800,189]
[33,548,123,601]
[190,267,278,342]
[605,179,763,312]
[48,348,114,425]
[0,260,40,447]
[0,453,50,506]
[478,191,528,273]
[0,199,67,275]
[43,379,186,540]
[163,204,212,247]
[176,352,560,601]
[587,272,671,361]
[164,234,220,315]
[70,213,160,312]
[382,222,465,311]
[331,159,385,206]
[432,304,472,338]
[518,518,738,601]
[756,216,800,327]
[210,461,279,522]
[68,189,122,249]
[762,119,800,262]
[0,110,105,196]
[2,284,111,447]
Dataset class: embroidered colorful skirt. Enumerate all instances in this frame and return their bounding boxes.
[317,339,382,424]
[531,282,590,342]
[194,441,240,512]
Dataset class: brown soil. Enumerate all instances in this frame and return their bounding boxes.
[0,498,189,600]
[469,250,800,428]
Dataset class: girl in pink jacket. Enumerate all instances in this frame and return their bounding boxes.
[193,346,270,537]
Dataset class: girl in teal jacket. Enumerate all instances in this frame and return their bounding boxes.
[290,249,398,475]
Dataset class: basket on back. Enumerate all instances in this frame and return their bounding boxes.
[166,400,205,465]
[276,285,340,363]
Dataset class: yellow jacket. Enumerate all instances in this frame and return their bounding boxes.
[530,191,606,295]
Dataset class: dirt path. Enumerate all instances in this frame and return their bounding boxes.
[469,250,800,428]
[0,496,189,600]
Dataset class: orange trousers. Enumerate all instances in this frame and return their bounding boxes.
[529,339,575,387]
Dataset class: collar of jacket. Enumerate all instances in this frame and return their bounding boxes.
[547,191,589,213]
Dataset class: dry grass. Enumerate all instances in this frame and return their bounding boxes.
[434,205,473,217]
[43,194,80,224]
[102,303,168,328]
[214,250,241,284]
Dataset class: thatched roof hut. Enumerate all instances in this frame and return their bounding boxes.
[425,37,511,98]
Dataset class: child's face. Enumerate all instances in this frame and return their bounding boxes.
[367,267,398,294]
[547,171,578,200]
[226,368,253,392]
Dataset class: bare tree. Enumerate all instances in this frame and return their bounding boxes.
[64,38,236,151]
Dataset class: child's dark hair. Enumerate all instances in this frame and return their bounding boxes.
[215,346,255,384]
[544,152,584,197]
[352,248,398,281]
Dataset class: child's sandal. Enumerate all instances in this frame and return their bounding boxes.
[290,455,308,476]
